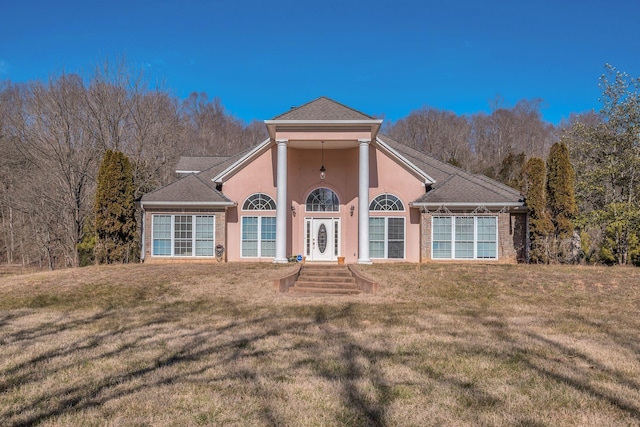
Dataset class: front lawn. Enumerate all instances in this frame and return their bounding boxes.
[1,263,639,426]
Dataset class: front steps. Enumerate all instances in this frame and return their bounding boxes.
[289,264,362,295]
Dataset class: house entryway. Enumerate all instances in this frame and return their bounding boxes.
[304,218,340,262]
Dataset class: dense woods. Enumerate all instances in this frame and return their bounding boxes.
[0,62,638,268]
[0,62,266,269]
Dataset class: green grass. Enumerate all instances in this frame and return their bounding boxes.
[1,262,639,426]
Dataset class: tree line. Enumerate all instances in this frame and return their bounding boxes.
[0,61,266,269]
[1,62,638,268]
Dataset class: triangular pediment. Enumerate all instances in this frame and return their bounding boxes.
[272,97,374,121]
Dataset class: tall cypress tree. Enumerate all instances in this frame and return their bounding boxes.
[546,142,578,261]
[94,150,139,263]
[524,157,554,263]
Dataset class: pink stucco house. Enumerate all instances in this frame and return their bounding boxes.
[140,97,528,264]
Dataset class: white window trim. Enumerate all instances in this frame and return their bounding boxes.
[431,215,498,260]
[242,193,276,211]
[151,214,215,257]
[369,216,406,260]
[240,215,276,258]
[369,193,406,212]
[305,187,341,213]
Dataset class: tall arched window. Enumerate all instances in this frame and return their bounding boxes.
[241,193,276,258]
[369,194,405,211]
[306,188,340,212]
[369,193,405,259]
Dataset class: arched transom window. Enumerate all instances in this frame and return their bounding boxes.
[306,188,340,212]
[242,193,276,210]
[369,194,405,211]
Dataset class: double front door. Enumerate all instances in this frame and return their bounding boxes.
[305,218,340,261]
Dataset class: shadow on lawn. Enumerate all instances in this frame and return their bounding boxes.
[472,311,640,423]
[1,304,401,426]
[1,301,640,426]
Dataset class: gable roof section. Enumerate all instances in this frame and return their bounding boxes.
[140,173,233,207]
[272,97,375,121]
[176,156,230,173]
[377,134,524,208]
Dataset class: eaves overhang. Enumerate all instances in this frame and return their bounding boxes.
[409,201,526,212]
[264,119,383,141]
[140,201,236,208]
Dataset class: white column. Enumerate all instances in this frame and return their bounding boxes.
[358,139,372,264]
[274,140,289,263]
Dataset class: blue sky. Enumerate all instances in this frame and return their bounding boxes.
[1,0,639,125]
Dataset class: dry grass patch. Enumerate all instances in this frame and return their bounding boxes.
[1,262,639,426]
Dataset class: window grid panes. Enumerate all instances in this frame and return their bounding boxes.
[241,216,276,258]
[455,217,474,259]
[306,188,340,212]
[369,217,405,259]
[260,217,276,257]
[369,218,386,258]
[387,218,405,259]
[152,215,215,257]
[477,217,497,259]
[369,194,405,211]
[195,216,214,256]
[432,217,452,259]
[152,215,171,256]
[432,216,498,260]
[242,193,276,210]
[174,215,193,256]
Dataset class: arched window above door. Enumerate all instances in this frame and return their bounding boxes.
[306,188,340,212]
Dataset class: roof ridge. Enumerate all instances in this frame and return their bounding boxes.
[271,96,374,120]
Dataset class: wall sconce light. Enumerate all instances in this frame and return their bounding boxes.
[291,204,296,217]
[350,205,355,216]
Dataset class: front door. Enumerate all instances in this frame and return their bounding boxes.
[306,218,339,261]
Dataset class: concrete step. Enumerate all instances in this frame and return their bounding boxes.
[289,286,361,295]
[294,281,358,289]
[297,275,355,283]
[289,264,362,296]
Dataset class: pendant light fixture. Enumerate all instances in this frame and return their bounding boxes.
[319,141,326,180]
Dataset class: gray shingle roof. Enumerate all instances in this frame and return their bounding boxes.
[175,156,230,172]
[377,134,523,206]
[272,97,375,121]
[141,173,231,204]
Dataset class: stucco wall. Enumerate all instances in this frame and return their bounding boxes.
[220,143,428,263]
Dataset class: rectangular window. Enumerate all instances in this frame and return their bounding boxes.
[387,218,405,259]
[431,216,498,260]
[477,217,497,259]
[241,216,276,258]
[260,217,276,257]
[369,217,405,259]
[195,216,214,256]
[369,217,385,258]
[152,215,172,256]
[432,217,452,259]
[455,217,474,259]
[152,214,215,257]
